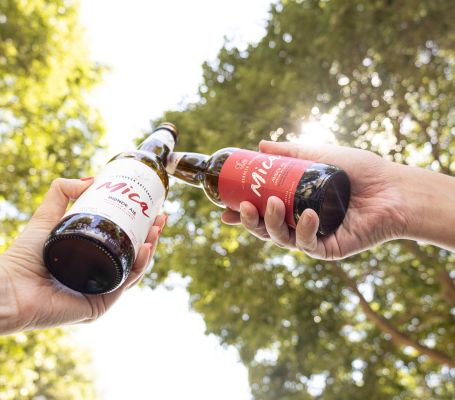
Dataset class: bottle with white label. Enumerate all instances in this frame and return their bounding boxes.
[43,123,178,294]
[167,148,350,236]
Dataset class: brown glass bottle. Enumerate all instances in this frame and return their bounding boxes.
[43,123,178,294]
[167,148,350,235]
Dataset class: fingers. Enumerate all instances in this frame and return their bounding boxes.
[295,209,324,256]
[221,209,241,225]
[126,214,166,290]
[239,202,270,240]
[33,177,94,223]
[153,214,168,230]
[259,140,325,162]
[263,197,294,247]
[123,243,153,289]
[147,226,162,260]
[80,240,153,322]
[224,199,294,248]
[145,214,166,243]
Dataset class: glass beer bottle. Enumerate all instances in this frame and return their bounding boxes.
[166,148,350,235]
[43,123,178,294]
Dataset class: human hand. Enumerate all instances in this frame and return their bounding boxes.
[0,178,165,335]
[222,140,410,259]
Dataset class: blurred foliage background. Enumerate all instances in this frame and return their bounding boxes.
[0,0,102,398]
[1,0,455,399]
[149,0,455,398]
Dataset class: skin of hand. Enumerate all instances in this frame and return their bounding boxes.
[222,140,414,260]
[0,178,165,335]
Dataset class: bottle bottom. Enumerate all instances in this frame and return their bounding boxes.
[317,170,351,235]
[43,234,124,294]
[294,166,351,235]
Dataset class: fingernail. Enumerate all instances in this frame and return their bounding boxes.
[267,197,275,213]
[163,214,168,224]
[302,212,312,226]
[80,176,94,181]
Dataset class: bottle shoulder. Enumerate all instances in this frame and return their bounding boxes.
[200,148,238,207]
[209,147,238,160]
[206,148,238,171]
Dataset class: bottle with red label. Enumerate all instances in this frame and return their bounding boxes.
[43,123,178,294]
[166,147,350,235]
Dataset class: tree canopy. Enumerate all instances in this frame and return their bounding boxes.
[0,0,104,252]
[0,0,103,397]
[0,330,96,400]
[147,0,455,398]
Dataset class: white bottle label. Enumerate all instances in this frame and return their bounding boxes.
[66,158,165,258]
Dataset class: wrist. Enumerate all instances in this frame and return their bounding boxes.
[393,163,455,250]
[388,162,422,239]
[0,257,20,335]
[374,160,414,240]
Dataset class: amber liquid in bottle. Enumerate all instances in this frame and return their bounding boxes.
[43,123,178,294]
[167,148,350,235]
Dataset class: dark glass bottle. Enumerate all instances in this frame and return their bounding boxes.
[167,148,350,235]
[43,123,178,294]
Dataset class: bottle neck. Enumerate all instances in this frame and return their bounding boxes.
[166,152,208,187]
[138,129,176,165]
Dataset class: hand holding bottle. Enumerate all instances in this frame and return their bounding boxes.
[44,123,178,294]
[0,178,165,335]
[223,140,455,259]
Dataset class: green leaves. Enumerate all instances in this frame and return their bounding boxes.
[0,0,103,396]
[149,0,455,398]
[0,0,105,251]
[0,329,96,400]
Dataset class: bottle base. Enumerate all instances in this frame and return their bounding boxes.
[294,165,351,236]
[43,234,124,295]
[317,170,351,235]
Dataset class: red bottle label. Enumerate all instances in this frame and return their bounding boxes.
[218,149,311,227]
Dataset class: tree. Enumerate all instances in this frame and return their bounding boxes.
[146,0,455,398]
[0,0,104,252]
[0,330,96,400]
[0,0,103,397]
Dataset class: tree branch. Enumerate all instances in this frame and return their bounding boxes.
[406,108,451,174]
[331,263,455,368]
[400,240,455,308]
[439,269,455,308]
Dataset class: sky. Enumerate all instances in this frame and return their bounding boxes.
[75,1,274,399]
[78,0,274,156]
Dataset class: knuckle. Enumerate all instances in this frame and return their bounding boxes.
[50,178,65,190]
[242,224,256,236]
[296,240,312,253]
[273,239,287,249]
[241,216,257,230]
[296,243,307,252]
[268,231,285,246]
[259,233,271,241]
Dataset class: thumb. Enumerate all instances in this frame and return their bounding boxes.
[32,177,94,225]
[259,140,325,162]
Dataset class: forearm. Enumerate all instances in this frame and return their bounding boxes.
[396,163,455,251]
